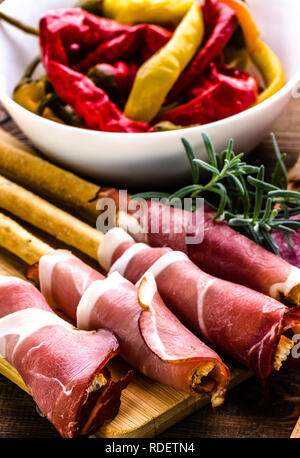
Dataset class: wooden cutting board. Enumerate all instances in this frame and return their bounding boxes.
[0,245,251,438]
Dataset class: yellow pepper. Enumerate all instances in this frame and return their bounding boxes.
[124,3,204,123]
[13,81,45,113]
[218,0,285,104]
[251,40,285,105]
[102,0,196,26]
[13,81,62,123]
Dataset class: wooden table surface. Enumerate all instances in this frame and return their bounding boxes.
[0,98,300,439]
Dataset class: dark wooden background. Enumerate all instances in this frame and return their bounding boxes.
[0,98,299,438]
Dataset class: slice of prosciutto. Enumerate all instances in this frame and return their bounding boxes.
[0,275,132,438]
[99,189,300,307]
[34,250,230,407]
[98,227,300,381]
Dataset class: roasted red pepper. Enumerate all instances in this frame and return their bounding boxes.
[157,63,258,126]
[39,8,171,132]
[73,23,171,74]
[46,61,152,133]
[167,2,236,103]
[202,0,218,42]
[40,9,170,72]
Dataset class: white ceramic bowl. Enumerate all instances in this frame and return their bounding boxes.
[0,0,300,186]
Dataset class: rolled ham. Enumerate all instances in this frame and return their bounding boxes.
[99,189,300,307]
[98,227,300,381]
[31,250,230,407]
[0,275,131,438]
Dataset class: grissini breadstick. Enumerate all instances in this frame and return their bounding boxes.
[0,213,54,265]
[0,132,100,224]
[0,175,103,260]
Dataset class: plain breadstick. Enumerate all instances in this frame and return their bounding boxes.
[0,212,53,263]
[0,175,103,260]
[0,213,54,265]
[0,133,100,224]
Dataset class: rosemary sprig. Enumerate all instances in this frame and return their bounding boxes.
[132,133,300,255]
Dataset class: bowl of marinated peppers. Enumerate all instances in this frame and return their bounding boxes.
[1,0,286,133]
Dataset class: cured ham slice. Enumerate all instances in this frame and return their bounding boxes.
[0,275,131,438]
[34,250,230,406]
[99,189,300,306]
[98,227,300,381]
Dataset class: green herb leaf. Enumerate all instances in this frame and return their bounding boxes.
[202,132,218,169]
[213,183,228,220]
[169,185,203,200]
[193,159,219,175]
[268,190,300,199]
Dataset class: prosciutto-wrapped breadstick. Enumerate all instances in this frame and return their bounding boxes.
[97,227,300,381]
[100,189,300,307]
[0,275,131,438]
